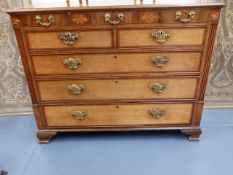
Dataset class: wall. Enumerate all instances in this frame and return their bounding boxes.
[0,0,232,114]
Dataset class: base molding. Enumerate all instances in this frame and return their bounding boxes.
[204,102,233,109]
[37,131,57,144]
[0,107,33,117]
[37,127,202,144]
[181,128,202,141]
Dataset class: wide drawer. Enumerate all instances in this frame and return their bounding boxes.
[21,9,210,27]
[44,103,193,127]
[118,28,206,47]
[37,78,198,101]
[26,30,112,49]
[32,52,202,75]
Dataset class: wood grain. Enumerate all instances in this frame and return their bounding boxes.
[32,52,202,75]
[118,28,206,47]
[7,3,223,143]
[44,103,193,127]
[37,78,198,101]
[6,2,224,14]
[26,30,113,49]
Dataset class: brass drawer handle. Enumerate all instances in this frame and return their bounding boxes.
[151,56,169,67]
[59,32,79,46]
[67,83,85,95]
[175,11,196,23]
[63,58,82,70]
[152,30,171,44]
[35,15,55,27]
[104,12,124,25]
[148,109,165,119]
[149,82,166,93]
[72,110,87,120]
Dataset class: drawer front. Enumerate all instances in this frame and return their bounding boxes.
[32,52,202,75]
[118,28,206,47]
[139,9,209,24]
[37,78,198,101]
[44,103,193,127]
[26,30,112,49]
[21,9,210,27]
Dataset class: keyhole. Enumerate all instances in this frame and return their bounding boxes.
[115,80,119,83]
[116,105,119,109]
[114,55,117,59]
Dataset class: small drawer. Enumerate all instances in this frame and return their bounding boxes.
[22,13,92,27]
[21,9,210,27]
[26,29,113,50]
[139,9,209,24]
[43,103,193,127]
[37,78,198,101]
[32,52,202,75]
[22,12,137,27]
[118,28,206,48]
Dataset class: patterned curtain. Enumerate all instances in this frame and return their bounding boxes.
[0,0,31,113]
[205,0,233,103]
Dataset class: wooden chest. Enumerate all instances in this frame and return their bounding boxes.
[7,0,224,143]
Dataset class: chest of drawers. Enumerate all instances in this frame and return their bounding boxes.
[7,0,224,143]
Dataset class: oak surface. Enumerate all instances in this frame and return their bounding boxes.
[7,1,223,143]
[37,78,198,101]
[32,52,202,75]
[118,28,206,47]
[27,30,112,49]
[44,103,193,126]
[7,0,224,13]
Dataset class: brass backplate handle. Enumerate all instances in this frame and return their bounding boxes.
[175,11,196,23]
[67,83,85,95]
[72,110,87,120]
[152,30,171,44]
[59,32,79,46]
[148,109,165,119]
[105,12,124,25]
[151,56,169,67]
[63,58,82,70]
[149,82,166,93]
[35,15,55,27]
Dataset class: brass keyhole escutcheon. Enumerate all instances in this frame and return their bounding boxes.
[175,11,196,23]
[35,15,55,27]
[67,83,85,95]
[151,56,169,67]
[104,12,125,25]
[59,32,79,46]
[148,109,165,119]
[149,82,166,93]
[151,30,171,44]
[63,57,82,70]
[72,110,87,120]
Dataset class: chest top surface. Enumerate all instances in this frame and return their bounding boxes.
[7,0,224,13]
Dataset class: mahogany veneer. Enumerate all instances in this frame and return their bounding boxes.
[7,0,224,143]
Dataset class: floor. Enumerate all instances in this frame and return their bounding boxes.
[0,109,233,175]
